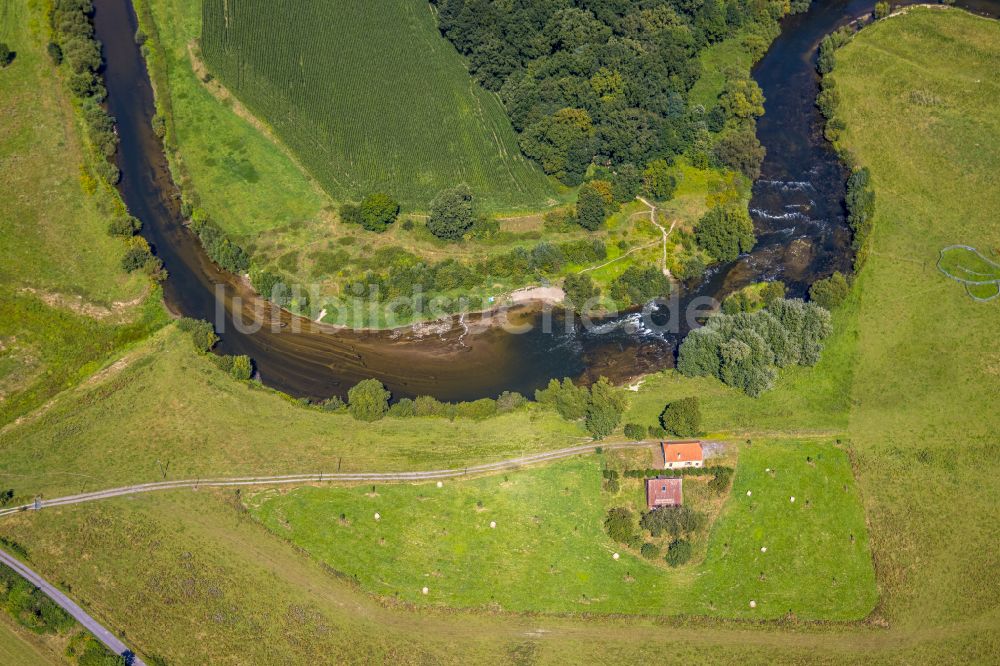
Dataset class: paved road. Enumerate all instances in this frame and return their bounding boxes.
[0,549,145,665]
[0,440,670,518]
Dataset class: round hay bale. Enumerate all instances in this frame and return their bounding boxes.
[790,496,795,503]
[436,481,443,488]
[422,586,429,595]
[749,600,757,608]
[374,512,381,521]
[612,552,620,560]
[489,521,496,529]
[746,490,752,497]
[760,546,767,553]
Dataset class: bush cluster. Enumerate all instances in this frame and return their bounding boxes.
[640,504,705,539]
[49,0,121,184]
[809,271,850,309]
[345,238,607,306]
[610,265,672,308]
[340,193,401,233]
[621,465,733,481]
[535,376,626,439]
[678,298,832,396]
[0,564,74,634]
[339,379,528,422]
[846,167,876,268]
[695,204,756,263]
[190,210,251,274]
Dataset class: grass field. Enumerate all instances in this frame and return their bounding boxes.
[1,6,999,663]
[199,0,556,211]
[0,1,166,425]
[0,326,586,498]
[0,618,56,666]
[250,441,874,619]
[831,7,1000,630]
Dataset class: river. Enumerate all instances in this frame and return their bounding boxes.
[92,0,997,402]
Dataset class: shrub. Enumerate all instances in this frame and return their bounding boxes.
[454,398,499,420]
[640,542,661,560]
[604,507,634,544]
[229,355,253,381]
[320,395,347,412]
[708,467,734,494]
[575,182,608,231]
[660,397,702,437]
[176,318,219,352]
[604,475,620,493]
[47,42,63,65]
[696,205,755,263]
[190,213,251,274]
[0,43,13,67]
[427,184,475,240]
[387,397,416,417]
[347,379,391,422]
[642,159,676,201]
[359,193,400,232]
[562,273,599,312]
[648,424,669,439]
[535,378,589,421]
[640,505,705,539]
[610,265,671,307]
[665,539,693,566]
[121,241,153,273]
[339,202,364,225]
[107,215,141,237]
[874,1,891,19]
[809,271,850,308]
[713,129,765,180]
[585,377,626,440]
[623,423,646,440]
[496,391,526,413]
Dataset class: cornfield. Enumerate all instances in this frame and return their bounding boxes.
[201,0,556,210]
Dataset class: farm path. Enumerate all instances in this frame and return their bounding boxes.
[0,439,729,519]
[0,549,145,665]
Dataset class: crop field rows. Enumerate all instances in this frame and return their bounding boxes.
[200,0,557,210]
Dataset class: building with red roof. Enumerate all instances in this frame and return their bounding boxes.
[646,477,683,510]
[661,441,704,469]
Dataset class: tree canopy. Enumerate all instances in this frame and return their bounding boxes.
[695,205,755,263]
[432,0,794,183]
[427,185,475,240]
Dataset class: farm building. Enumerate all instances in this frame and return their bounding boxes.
[661,441,704,469]
[646,477,683,510]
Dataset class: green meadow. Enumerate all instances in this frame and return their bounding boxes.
[250,441,875,619]
[0,6,997,665]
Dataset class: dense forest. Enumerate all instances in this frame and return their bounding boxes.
[432,0,808,184]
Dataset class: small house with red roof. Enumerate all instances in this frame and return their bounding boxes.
[646,477,683,510]
[661,441,704,470]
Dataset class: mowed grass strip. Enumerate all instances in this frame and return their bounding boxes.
[200,0,556,210]
[249,441,875,619]
[832,7,1000,626]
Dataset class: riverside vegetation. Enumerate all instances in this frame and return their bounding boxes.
[1,3,998,664]
[135,0,813,326]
